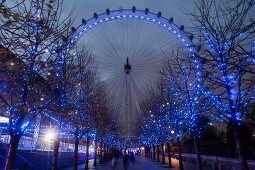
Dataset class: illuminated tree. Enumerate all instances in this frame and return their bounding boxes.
[0,45,54,170]
[0,1,72,169]
[162,50,213,170]
[66,47,97,170]
[46,44,99,170]
[139,88,176,165]
[93,85,113,165]
[190,0,255,169]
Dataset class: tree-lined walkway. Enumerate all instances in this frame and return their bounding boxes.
[62,156,207,170]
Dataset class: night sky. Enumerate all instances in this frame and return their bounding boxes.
[63,0,194,27]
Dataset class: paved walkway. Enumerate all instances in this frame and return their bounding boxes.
[61,156,213,170]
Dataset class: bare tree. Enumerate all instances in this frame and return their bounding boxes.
[54,45,112,170]
[0,45,54,170]
[0,1,25,27]
[162,49,216,170]
[0,1,73,169]
[47,46,95,170]
[189,0,255,169]
[66,47,97,170]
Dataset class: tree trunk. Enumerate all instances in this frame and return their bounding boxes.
[147,147,150,158]
[85,136,90,169]
[99,140,103,163]
[150,147,152,159]
[167,142,172,167]
[5,134,21,170]
[103,143,106,156]
[233,124,249,170]
[157,145,160,162]
[161,143,165,164]
[93,139,97,166]
[150,147,152,158]
[153,145,156,160]
[149,147,153,159]
[52,139,60,170]
[194,137,203,170]
[74,139,79,170]
[177,138,183,170]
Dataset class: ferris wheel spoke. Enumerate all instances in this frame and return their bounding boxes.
[75,12,192,136]
[129,21,158,61]
[130,24,166,60]
[86,41,123,65]
[116,75,129,112]
[128,20,146,60]
[97,62,122,71]
[90,25,124,63]
[111,19,127,59]
[137,50,166,62]
[130,76,142,113]
[136,72,157,89]
[129,74,151,96]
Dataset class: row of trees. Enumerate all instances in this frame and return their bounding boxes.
[139,0,255,170]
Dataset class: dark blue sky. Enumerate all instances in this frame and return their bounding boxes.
[63,0,194,27]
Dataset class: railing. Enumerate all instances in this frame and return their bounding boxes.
[0,140,8,170]
[146,150,255,170]
[179,153,255,169]
[0,140,35,170]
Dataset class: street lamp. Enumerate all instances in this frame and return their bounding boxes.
[44,129,57,142]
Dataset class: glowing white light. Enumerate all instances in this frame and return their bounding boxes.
[21,122,29,130]
[0,116,9,123]
[171,130,175,134]
[44,129,57,142]
[89,145,94,153]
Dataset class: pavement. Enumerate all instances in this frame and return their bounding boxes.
[61,156,214,170]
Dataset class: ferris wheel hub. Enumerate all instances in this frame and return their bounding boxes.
[124,57,131,74]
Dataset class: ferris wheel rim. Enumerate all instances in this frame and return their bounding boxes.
[66,8,203,133]
[67,8,197,55]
